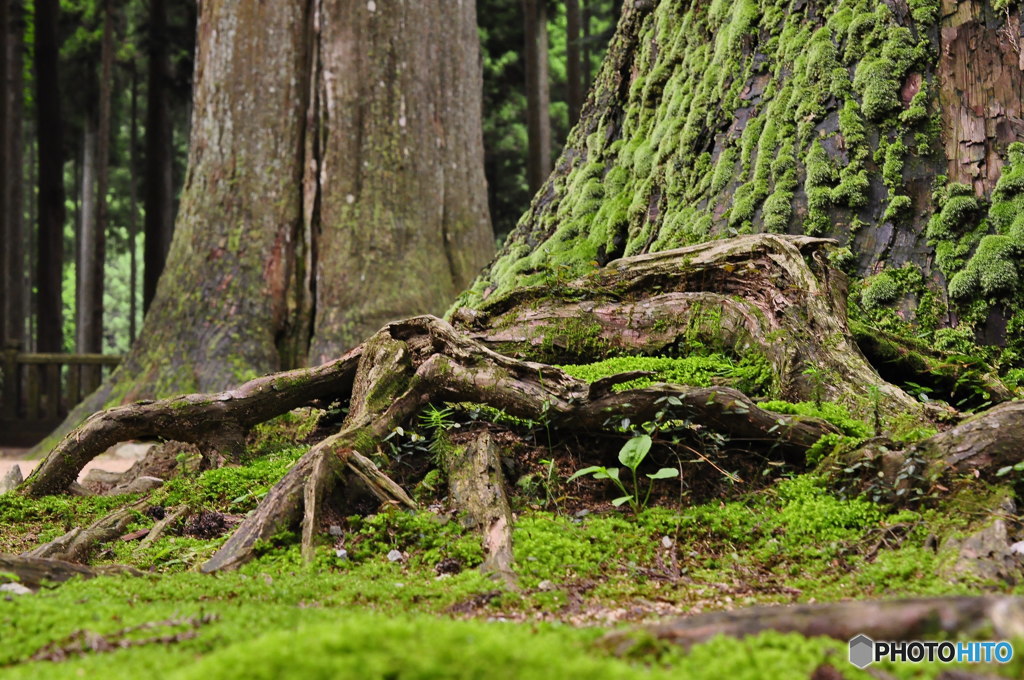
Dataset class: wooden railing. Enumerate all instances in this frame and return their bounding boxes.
[0,350,122,447]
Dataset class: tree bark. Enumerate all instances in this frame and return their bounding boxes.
[523,0,552,194]
[34,0,64,354]
[76,116,99,354]
[460,0,1024,346]
[143,0,174,313]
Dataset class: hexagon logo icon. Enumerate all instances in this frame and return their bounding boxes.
[849,634,875,669]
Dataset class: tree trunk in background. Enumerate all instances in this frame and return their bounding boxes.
[128,70,139,345]
[307,0,494,361]
[143,0,174,313]
[523,0,551,195]
[1,0,25,350]
[34,0,64,354]
[582,0,592,92]
[457,0,1024,356]
[90,0,115,353]
[76,118,98,353]
[34,0,493,451]
[566,0,583,127]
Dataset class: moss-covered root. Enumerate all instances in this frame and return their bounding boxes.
[456,234,921,417]
[604,596,1024,653]
[23,498,151,563]
[204,315,839,573]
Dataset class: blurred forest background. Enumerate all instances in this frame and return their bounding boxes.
[0,0,622,356]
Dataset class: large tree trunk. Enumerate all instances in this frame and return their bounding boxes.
[34,0,64,354]
[0,0,25,350]
[457,0,1024,352]
[566,0,584,126]
[34,0,493,453]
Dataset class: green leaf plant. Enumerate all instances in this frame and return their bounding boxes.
[566,435,679,513]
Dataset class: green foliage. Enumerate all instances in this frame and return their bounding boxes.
[567,435,678,513]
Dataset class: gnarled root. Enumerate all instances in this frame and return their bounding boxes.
[201,316,839,572]
[0,554,143,590]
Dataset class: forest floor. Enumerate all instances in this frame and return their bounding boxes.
[2,402,1024,680]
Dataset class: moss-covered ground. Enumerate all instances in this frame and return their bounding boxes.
[3,405,1023,679]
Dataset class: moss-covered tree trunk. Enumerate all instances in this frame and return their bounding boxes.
[456,0,1024,360]
[39,0,493,452]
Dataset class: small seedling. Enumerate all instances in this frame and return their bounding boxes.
[567,434,678,513]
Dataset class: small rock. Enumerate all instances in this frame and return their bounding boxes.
[120,476,164,494]
[387,549,404,563]
[537,579,555,591]
[335,548,348,560]
[661,536,674,549]
[0,583,33,596]
[328,525,343,537]
[574,509,590,518]
[0,465,23,494]
[1011,541,1024,556]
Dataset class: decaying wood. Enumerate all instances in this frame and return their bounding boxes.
[0,554,142,589]
[447,430,516,581]
[24,499,150,563]
[601,596,1024,653]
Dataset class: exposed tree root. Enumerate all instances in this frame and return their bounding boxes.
[24,234,1001,579]
[198,315,840,572]
[0,554,142,590]
[20,349,363,497]
[918,402,1024,480]
[601,596,1024,652]
[455,234,920,415]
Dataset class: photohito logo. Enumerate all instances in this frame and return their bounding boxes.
[848,635,1014,669]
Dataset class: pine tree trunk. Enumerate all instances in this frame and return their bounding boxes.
[76,116,99,354]
[34,0,64,354]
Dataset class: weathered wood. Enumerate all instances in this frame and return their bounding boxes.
[17,353,120,365]
[139,505,188,548]
[602,596,1024,653]
[447,430,516,581]
[0,554,142,589]
[915,402,1024,480]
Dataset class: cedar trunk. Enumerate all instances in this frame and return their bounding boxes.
[37,0,493,450]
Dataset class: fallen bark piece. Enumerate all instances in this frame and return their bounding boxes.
[0,554,143,589]
[139,505,188,548]
[601,596,1024,653]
